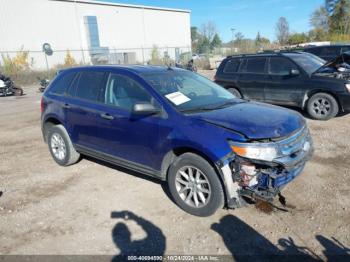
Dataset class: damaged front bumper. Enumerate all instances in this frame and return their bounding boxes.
[216,126,314,208]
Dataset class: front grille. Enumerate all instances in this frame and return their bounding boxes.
[273,126,313,169]
[255,163,305,190]
[278,126,308,156]
[272,164,305,187]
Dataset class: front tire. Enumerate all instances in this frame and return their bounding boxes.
[168,153,224,217]
[47,125,80,166]
[307,93,339,120]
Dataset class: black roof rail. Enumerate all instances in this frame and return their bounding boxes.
[226,52,274,58]
[259,50,281,53]
[260,49,304,53]
[225,49,306,59]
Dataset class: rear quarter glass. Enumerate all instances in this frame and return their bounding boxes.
[48,71,77,95]
[223,59,241,73]
[74,71,105,102]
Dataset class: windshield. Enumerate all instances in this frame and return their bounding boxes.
[284,53,325,74]
[142,70,238,113]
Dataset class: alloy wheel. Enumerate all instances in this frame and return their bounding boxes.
[50,133,66,160]
[175,166,211,208]
[312,98,331,116]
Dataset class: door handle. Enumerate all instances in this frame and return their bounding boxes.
[62,103,71,109]
[100,113,114,120]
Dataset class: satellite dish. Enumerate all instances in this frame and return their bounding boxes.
[42,43,53,56]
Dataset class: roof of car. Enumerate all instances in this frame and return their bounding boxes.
[304,44,350,49]
[225,51,305,60]
[61,65,184,74]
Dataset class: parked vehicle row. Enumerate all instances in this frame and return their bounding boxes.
[41,65,314,216]
[38,77,50,93]
[303,44,350,62]
[215,51,350,120]
[0,73,23,97]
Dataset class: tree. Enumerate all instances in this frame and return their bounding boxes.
[328,0,350,35]
[256,32,261,41]
[255,32,262,49]
[287,33,310,45]
[1,46,30,76]
[326,0,338,15]
[150,45,162,65]
[308,28,329,41]
[191,27,200,53]
[200,21,217,43]
[64,50,77,67]
[260,37,271,45]
[191,26,199,40]
[197,36,211,54]
[255,32,271,50]
[234,32,244,46]
[239,39,256,53]
[275,17,290,45]
[210,33,222,50]
[310,6,329,32]
[309,0,350,40]
[192,21,223,54]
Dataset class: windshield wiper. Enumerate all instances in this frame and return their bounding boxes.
[213,99,241,109]
[180,100,242,114]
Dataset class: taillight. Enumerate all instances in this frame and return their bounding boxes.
[40,97,44,113]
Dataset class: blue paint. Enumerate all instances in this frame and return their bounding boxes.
[42,65,305,172]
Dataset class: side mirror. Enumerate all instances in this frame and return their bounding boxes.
[290,69,300,76]
[132,102,160,115]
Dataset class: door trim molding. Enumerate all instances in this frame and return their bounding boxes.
[75,144,164,180]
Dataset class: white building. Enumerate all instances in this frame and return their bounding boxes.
[0,0,191,69]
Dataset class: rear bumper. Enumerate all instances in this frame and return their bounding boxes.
[338,93,350,112]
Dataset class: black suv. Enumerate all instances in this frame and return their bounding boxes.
[304,45,350,62]
[215,52,350,120]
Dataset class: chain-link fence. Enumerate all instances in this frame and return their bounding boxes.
[0,46,191,70]
[0,46,192,85]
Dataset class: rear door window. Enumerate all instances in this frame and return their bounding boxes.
[73,71,105,102]
[223,59,241,73]
[269,57,298,75]
[242,57,266,74]
[49,72,76,95]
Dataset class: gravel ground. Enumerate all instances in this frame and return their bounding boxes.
[0,71,349,260]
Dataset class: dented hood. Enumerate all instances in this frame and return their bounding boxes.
[191,102,305,140]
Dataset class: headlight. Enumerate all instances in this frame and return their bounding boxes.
[346,84,350,93]
[230,142,279,162]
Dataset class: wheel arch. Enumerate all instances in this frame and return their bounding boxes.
[42,117,63,142]
[160,147,228,204]
[302,89,341,110]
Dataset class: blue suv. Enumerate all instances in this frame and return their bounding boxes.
[41,66,313,216]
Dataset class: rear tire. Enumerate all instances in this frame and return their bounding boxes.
[307,93,338,120]
[167,153,224,217]
[47,124,80,166]
[227,87,242,98]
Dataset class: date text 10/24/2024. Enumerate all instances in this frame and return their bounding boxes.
[127,255,220,261]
